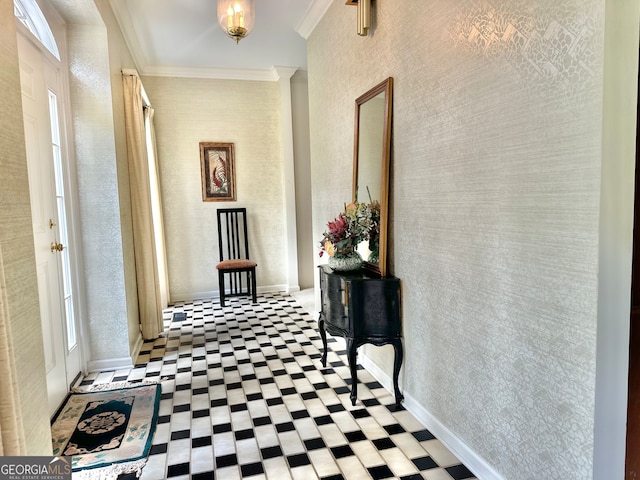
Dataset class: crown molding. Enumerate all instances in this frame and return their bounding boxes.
[109,0,148,70]
[140,65,302,82]
[296,0,333,39]
[271,66,298,81]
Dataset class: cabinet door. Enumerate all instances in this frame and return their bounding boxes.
[320,269,349,334]
[350,279,401,338]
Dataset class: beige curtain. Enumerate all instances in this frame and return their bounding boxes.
[145,106,170,308]
[122,74,164,339]
[0,244,26,455]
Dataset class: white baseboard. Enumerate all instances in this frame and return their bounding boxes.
[170,290,217,303]
[359,354,505,480]
[169,284,294,303]
[129,332,144,365]
[87,356,134,373]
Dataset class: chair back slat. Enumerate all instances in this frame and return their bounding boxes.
[217,208,250,261]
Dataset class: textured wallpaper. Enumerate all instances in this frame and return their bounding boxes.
[0,0,52,454]
[142,76,286,300]
[96,0,143,360]
[308,1,603,478]
[66,22,133,364]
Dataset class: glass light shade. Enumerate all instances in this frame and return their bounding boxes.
[217,0,255,43]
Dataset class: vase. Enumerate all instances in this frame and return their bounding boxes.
[328,250,363,272]
[367,239,379,264]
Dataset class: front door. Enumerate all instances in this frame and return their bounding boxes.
[17,33,81,416]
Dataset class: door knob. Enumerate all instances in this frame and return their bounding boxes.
[50,242,64,253]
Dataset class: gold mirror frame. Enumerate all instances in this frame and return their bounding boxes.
[352,77,393,277]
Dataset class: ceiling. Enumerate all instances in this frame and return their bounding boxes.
[109,0,332,80]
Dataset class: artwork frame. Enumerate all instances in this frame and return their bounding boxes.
[200,142,236,202]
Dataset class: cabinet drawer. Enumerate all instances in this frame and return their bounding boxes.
[325,273,344,304]
[325,300,349,331]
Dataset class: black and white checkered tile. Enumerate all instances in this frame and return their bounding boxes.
[81,292,476,480]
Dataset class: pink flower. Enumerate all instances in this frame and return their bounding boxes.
[328,215,346,235]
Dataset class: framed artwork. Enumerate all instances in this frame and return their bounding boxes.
[200,142,236,201]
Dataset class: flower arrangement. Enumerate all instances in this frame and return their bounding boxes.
[319,201,377,258]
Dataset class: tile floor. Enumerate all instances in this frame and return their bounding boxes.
[81,292,476,480]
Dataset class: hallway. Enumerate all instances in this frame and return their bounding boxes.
[81,292,475,480]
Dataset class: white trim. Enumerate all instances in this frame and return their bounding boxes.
[273,66,300,296]
[53,17,90,385]
[87,356,134,373]
[272,66,298,81]
[593,1,640,478]
[296,0,334,39]
[169,284,291,304]
[109,0,148,70]
[359,354,505,480]
[87,330,143,375]
[141,65,282,82]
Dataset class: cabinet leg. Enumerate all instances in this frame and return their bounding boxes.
[347,339,358,406]
[393,339,404,407]
[319,318,327,368]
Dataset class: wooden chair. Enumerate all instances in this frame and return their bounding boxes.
[216,208,257,307]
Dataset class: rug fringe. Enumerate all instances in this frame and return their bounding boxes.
[72,380,159,393]
[74,459,148,480]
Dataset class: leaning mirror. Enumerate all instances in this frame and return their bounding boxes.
[352,77,393,277]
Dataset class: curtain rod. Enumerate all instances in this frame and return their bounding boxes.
[121,68,151,107]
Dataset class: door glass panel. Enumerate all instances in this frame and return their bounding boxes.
[48,90,76,351]
[13,0,60,60]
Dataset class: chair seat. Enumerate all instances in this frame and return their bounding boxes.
[216,259,257,270]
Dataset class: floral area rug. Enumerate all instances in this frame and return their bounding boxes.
[51,382,161,479]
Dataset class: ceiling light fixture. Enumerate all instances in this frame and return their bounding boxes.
[217,0,255,44]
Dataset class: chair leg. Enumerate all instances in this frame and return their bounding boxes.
[218,270,226,307]
[251,268,257,304]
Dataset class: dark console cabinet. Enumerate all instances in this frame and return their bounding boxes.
[318,265,403,406]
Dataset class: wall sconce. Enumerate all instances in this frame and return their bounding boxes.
[346,0,371,36]
[217,0,255,44]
